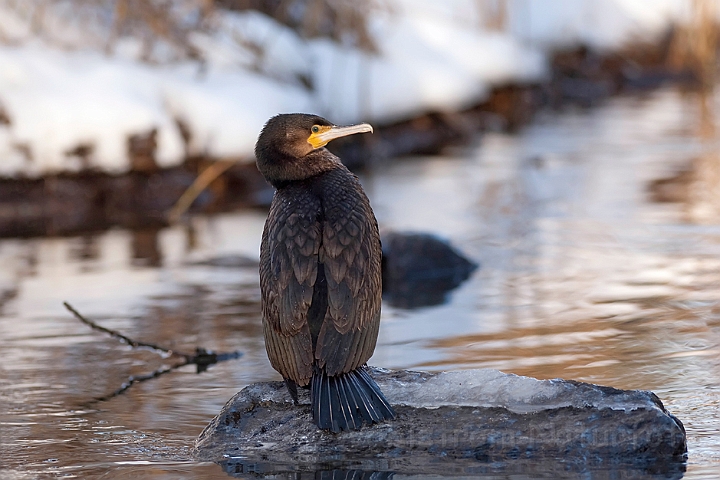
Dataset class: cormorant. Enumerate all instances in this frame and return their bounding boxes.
[255,113,395,432]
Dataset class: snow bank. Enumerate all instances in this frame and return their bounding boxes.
[0,0,699,176]
[311,8,545,124]
[0,42,311,176]
[508,0,691,50]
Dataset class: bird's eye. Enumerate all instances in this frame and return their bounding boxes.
[311,125,320,133]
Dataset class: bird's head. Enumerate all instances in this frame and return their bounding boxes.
[255,113,373,186]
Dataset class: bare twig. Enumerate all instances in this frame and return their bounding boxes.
[64,301,243,403]
[63,301,187,359]
[87,364,178,405]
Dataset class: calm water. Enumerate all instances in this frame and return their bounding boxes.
[2,87,720,478]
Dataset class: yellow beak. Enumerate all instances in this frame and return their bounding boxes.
[308,123,374,149]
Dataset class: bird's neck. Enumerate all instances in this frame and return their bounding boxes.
[258,149,342,188]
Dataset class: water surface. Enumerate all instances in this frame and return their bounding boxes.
[2,87,720,478]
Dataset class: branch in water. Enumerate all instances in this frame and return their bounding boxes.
[63,301,243,403]
[63,301,186,359]
[86,364,178,406]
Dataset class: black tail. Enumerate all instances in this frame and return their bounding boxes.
[311,366,395,433]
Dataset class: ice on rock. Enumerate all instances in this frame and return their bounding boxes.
[383,369,563,410]
[380,368,665,413]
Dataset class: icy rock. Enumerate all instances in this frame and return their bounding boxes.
[195,368,686,477]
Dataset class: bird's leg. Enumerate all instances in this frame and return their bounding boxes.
[284,378,299,405]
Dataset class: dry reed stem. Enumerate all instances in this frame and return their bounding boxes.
[167,159,237,223]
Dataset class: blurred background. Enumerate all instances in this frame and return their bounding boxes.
[1,0,720,478]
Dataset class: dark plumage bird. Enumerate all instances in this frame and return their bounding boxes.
[255,113,395,433]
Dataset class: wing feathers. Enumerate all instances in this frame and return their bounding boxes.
[261,167,382,384]
[260,188,320,383]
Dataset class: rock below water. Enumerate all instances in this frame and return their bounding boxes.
[195,368,687,478]
[381,231,478,309]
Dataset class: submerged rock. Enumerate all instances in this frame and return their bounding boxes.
[381,231,478,309]
[195,368,686,478]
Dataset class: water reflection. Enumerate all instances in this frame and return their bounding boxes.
[1,86,720,478]
[220,460,396,480]
[131,228,163,267]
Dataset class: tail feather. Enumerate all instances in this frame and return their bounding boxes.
[357,368,395,420]
[311,366,395,432]
[323,373,334,431]
[338,374,363,430]
[328,372,344,432]
[312,372,324,428]
[335,374,359,430]
[346,370,381,422]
